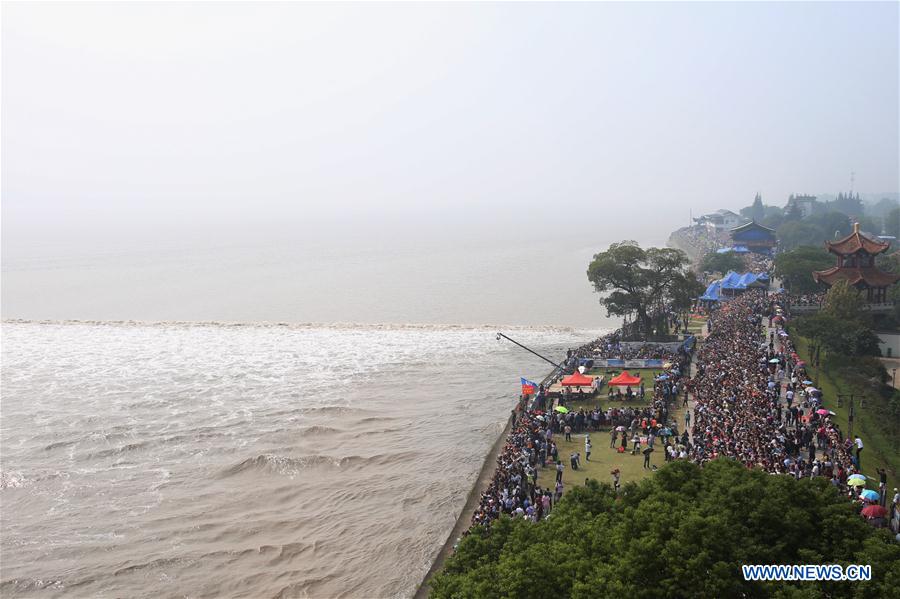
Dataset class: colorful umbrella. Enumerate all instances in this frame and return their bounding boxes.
[768,358,780,363]
[802,380,814,385]
[861,504,888,518]
[658,428,673,436]
[848,474,867,482]
[847,478,867,487]
[860,489,880,502]
[816,409,829,416]
[554,405,569,414]
[615,426,626,432]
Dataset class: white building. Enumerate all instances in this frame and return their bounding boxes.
[877,331,900,359]
[694,209,744,231]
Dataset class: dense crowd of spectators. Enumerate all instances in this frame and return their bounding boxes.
[469,408,558,528]
[468,328,693,531]
[672,224,730,258]
[689,291,873,501]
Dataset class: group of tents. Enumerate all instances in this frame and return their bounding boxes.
[559,370,642,390]
[699,270,769,303]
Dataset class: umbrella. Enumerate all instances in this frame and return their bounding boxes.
[861,505,888,518]
[847,478,867,487]
[848,474,867,483]
[554,406,569,414]
[802,380,814,385]
[816,409,829,416]
[805,387,819,393]
[768,358,780,363]
[658,428,673,437]
[615,426,626,432]
[656,374,669,381]
[860,489,880,502]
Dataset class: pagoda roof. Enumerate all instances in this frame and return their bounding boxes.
[812,266,900,288]
[729,220,776,234]
[825,223,892,256]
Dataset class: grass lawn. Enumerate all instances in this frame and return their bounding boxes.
[792,334,899,478]
[538,432,663,491]
[542,368,690,491]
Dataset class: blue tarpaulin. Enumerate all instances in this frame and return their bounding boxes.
[699,271,769,302]
[700,281,722,301]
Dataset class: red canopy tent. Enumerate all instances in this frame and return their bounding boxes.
[608,371,641,386]
[560,372,594,387]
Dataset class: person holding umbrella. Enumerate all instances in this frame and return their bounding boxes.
[642,445,654,469]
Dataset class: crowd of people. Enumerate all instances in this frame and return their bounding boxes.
[465,242,897,538]
[671,224,730,258]
[787,291,827,306]
[468,327,693,531]
[688,289,896,529]
[469,408,561,528]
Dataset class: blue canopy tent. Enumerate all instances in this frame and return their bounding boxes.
[700,271,770,303]
[699,281,722,303]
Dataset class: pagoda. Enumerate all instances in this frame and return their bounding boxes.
[812,222,900,303]
[729,220,777,254]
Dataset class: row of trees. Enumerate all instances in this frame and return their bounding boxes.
[430,460,900,598]
[790,281,900,475]
[738,195,900,252]
[586,242,704,340]
[698,250,745,275]
[793,280,884,358]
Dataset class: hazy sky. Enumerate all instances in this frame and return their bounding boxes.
[3,1,899,251]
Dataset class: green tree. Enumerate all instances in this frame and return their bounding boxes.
[751,193,765,222]
[699,251,745,275]
[586,242,695,339]
[776,222,829,251]
[884,207,900,238]
[773,246,832,294]
[794,313,881,357]
[430,460,900,599]
[822,280,867,322]
[806,212,851,239]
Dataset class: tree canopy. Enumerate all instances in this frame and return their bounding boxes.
[430,459,900,599]
[586,242,700,339]
[794,282,881,358]
[699,251,745,275]
[773,246,833,294]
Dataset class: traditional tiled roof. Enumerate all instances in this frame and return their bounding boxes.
[729,220,776,235]
[812,266,900,288]
[825,223,892,256]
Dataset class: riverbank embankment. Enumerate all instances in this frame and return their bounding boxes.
[414,405,520,598]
